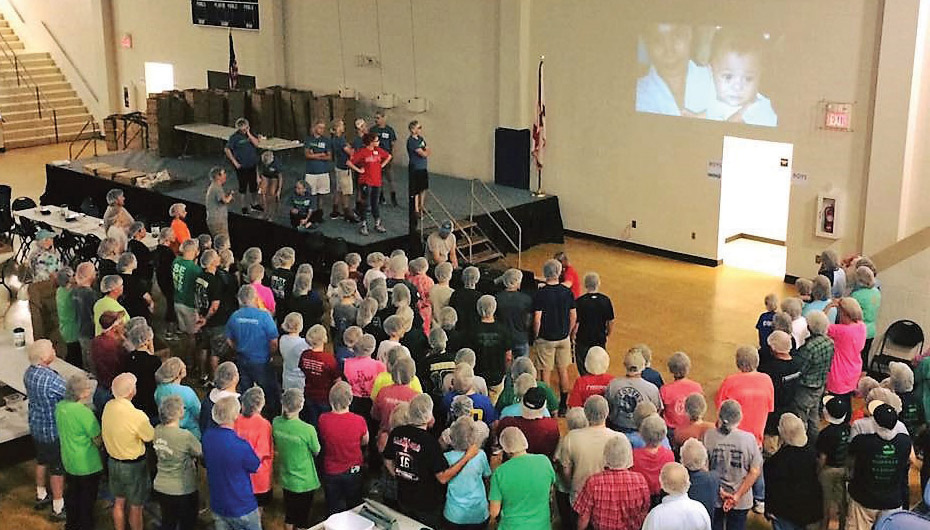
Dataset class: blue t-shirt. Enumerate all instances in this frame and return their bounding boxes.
[756,310,776,348]
[351,136,365,152]
[334,345,354,374]
[226,131,258,169]
[625,431,672,450]
[304,134,333,175]
[203,427,260,517]
[802,300,838,324]
[371,125,397,153]
[642,367,664,389]
[225,307,278,364]
[155,383,202,439]
[407,135,428,170]
[332,135,350,170]
[443,450,491,525]
[500,403,551,418]
[441,391,499,426]
[291,191,312,215]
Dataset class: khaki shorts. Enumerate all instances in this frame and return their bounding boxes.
[533,337,573,370]
[305,173,331,195]
[174,303,199,335]
[335,168,353,195]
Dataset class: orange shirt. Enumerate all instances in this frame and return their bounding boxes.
[715,371,774,446]
[233,414,273,494]
[169,219,191,255]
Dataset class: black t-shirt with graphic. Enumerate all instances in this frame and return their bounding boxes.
[268,267,295,304]
[848,432,911,509]
[816,423,851,468]
[195,271,224,328]
[382,425,449,511]
[469,321,512,387]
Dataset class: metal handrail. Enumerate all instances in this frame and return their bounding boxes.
[470,179,522,269]
[422,189,475,263]
[0,25,59,139]
[68,118,98,160]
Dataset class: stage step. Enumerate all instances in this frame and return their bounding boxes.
[1,96,83,113]
[468,249,503,264]
[457,235,489,249]
[2,104,88,121]
[4,129,96,149]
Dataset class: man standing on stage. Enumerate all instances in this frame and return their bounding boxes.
[330,119,358,222]
[352,118,369,215]
[205,167,234,238]
[224,118,261,215]
[371,111,398,207]
[407,120,430,217]
[304,120,333,223]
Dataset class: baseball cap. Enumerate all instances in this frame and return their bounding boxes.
[36,229,56,241]
[822,395,848,425]
[439,220,453,235]
[522,387,546,410]
[868,400,898,430]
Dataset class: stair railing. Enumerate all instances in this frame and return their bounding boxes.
[422,189,475,263]
[469,179,523,270]
[0,27,59,142]
[68,118,98,160]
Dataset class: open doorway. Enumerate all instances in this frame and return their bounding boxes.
[144,62,175,95]
[718,136,793,277]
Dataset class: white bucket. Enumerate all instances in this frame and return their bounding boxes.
[323,511,376,530]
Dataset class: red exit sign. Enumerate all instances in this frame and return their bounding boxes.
[825,103,853,131]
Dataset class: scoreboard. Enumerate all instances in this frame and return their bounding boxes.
[192,0,260,31]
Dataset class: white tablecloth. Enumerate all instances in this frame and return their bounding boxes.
[14,206,157,249]
[175,123,303,151]
[310,499,429,530]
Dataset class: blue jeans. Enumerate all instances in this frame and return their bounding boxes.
[752,474,765,501]
[360,185,381,225]
[712,508,748,530]
[512,342,530,358]
[299,399,331,428]
[323,470,363,516]
[237,359,280,417]
[213,509,262,530]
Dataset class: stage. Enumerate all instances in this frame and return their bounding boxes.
[41,151,563,266]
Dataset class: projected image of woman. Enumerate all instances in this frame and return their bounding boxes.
[636,23,715,117]
[706,29,778,127]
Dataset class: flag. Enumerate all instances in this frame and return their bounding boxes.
[531,58,546,169]
[228,31,239,90]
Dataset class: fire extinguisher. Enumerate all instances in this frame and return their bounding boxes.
[823,203,834,233]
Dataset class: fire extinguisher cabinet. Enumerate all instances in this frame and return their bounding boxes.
[816,191,841,239]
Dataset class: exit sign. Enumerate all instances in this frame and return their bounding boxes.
[825,102,853,131]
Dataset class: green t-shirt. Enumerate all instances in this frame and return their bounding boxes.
[54,400,103,476]
[172,257,202,307]
[488,453,555,530]
[153,424,203,495]
[272,416,321,493]
[497,379,559,415]
[851,287,881,339]
[92,296,129,336]
[56,287,79,343]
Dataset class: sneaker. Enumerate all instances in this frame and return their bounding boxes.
[49,509,66,522]
[34,495,51,510]
[329,211,341,219]
[752,500,765,514]
[359,223,370,236]
[374,221,387,233]
[251,204,264,212]
[344,213,360,224]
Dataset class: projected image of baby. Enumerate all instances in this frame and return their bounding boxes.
[636,23,715,117]
[707,30,778,126]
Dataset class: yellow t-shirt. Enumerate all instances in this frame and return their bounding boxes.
[370,372,423,400]
[92,296,129,336]
[102,398,155,460]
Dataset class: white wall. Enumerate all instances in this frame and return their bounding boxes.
[283,0,500,179]
[0,0,116,119]
[526,0,881,277]
[111,0,286,112]
[874,248,930,356]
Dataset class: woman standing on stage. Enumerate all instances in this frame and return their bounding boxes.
[259,151,282,221]
[347,132,392,236]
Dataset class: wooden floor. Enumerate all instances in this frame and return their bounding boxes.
[0,143,847,529]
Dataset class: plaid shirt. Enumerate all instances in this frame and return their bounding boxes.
[573,468,651,530]
[24,364,66,443]
[796,334,835,388]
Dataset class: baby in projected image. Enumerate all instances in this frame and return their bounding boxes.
[707,29,778,126]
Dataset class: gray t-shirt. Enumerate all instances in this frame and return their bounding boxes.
[153,424,203,495]
[702,427,761,511]
[604,376,662,431]
[426,232,456,265]
[205,183,228,222]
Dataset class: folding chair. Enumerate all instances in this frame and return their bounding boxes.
[869,320,925,379]
[11,196,37,263]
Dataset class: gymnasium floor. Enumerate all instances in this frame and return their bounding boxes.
[0,143,870,529]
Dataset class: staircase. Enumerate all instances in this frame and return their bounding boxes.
[0,14,96,149]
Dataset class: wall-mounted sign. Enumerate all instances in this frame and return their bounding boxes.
[192,0,260,31]
[120,34,132,49]
[824,102,853,132]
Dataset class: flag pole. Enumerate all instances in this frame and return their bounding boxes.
[532,55,547,198]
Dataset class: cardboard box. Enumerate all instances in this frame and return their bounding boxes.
[83,162,111,175]
[114,170,147,185]
[97,166,129,178]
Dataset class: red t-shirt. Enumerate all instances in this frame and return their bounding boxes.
[495,416,561,458]
[659,378,704,430]
[233,414,274,494]
[318,411,368,475]
[349,146,388,187]
[298,349,340,403]
[567,373,614,408]
[561,264,582,299]
[715,371,774,446]
[631,446,675,495]
[371,384,419,433]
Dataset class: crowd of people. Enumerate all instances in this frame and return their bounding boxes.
[17,161,930,530]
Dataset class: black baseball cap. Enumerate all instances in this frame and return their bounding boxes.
[522,387,546,411]
[822,395,848,424]
[869,401,898,430]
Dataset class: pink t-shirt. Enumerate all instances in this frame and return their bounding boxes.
[318,411,368,475]
[343,357,387,397]
[252,281,277,315]
[233,414,273,494]
[371,384,419,433]
[567,373,613,408]
[660,378,704,430]
[632,446,675,495]
[826,322,867,394]
[715,371,774,446]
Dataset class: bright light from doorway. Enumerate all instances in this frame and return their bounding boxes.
[144,62,174,94]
